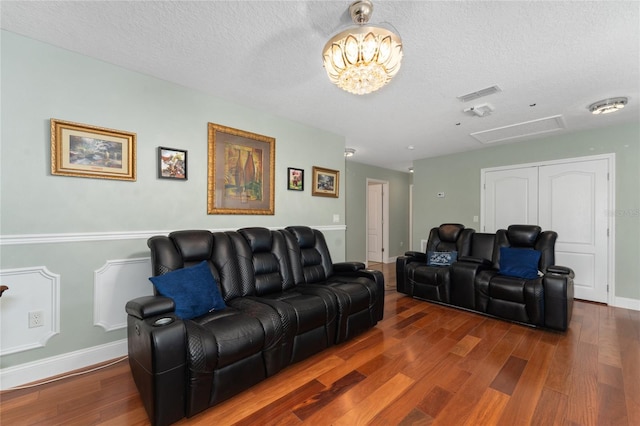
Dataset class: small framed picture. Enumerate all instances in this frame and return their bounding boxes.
[50,119,136,181]
[158,147,187,180]
[312,166,339,198]
[287,167,304,191]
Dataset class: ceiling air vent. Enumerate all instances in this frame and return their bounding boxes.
[457,85,502,102]
[471,115,566,144]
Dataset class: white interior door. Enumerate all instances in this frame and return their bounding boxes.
[483,167,538,232]
[481,156,612,303]
[367,183,383,263]
[538,159,609,302]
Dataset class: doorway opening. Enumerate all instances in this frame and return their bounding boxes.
[366,179,389,266]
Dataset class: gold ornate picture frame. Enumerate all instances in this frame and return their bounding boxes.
[50,119,136,181]
[207,123,275,215]
[312,166,340,198]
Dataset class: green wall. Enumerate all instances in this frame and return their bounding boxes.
[345,161,411,263]
[0,31,347,369]
[412,123,640,302]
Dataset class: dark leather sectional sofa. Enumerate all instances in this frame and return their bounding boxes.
[125,226,384,426]
[396,224,574,331]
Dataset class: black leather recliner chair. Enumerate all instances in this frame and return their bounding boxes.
[397,223,474,302]
[472,225,574,330]
[284,226,384,342]
[235,227,338,363]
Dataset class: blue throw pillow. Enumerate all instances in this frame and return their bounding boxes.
[149,260,226,320]
[499,247,541,279]
[427,251,458,266]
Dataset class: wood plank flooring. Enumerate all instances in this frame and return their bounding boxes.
[2,262,639,425]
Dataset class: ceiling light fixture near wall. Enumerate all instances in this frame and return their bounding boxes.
[322,0,403,95]
[463,103,494,117]
[344,148,356,157]
[588,97,628,115]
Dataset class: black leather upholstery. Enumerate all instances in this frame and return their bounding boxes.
[237,227,338,362]
[126,226,384,426]
[397,224,574,332]
[403,224,474,304]
[284,226,384,341]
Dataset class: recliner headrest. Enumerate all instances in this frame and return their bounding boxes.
[238,227,273,252]
[285,226,316,249]
[438,223,465,243]
[169,230,213,262]
[506,225,541,247]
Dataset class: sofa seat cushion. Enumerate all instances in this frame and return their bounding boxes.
[406,263,451,303]
[150,261,226,320]
[190,310,266,370]
[261,291,331,333]
[324,278,373,311]
[489,275,527,303]
[408,264,450,284]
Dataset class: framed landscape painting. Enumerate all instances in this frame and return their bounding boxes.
[311,166,339,198]
[207,122,275,215]
[50,119,136,181]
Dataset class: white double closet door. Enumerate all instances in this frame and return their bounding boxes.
[482,155,613,303]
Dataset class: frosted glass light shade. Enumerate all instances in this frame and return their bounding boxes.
[322,24,403,95]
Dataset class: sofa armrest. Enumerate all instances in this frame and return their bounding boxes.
[359,268,385,321]
[457,256,492,266]
[546,265,575,278]
[126,295,175,320]
[404,251,427,262]
[333,262,366,273]
[126,300,186,426]
[542,271,574,331]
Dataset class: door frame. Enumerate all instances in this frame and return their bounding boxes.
[366,179,390,265]
[480,153,616,305]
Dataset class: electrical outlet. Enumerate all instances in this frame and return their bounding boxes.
[437,192,445,198]
[29,310,44,328]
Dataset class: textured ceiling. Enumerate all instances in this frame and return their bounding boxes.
[2,1,639,171]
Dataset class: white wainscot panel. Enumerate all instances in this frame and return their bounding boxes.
[94,258,153,331]
[0,267,60,355]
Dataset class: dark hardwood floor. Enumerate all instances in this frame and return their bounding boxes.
[2,262,639,425]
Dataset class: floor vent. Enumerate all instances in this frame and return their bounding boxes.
[471,115,566,144]
[457,85,502,102]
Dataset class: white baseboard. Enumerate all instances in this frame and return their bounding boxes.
[0,339,127,390]
[613,296,640,311]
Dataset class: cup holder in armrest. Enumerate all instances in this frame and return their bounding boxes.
[153,317,174,326]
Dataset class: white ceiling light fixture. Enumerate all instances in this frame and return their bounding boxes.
[463,103,494,117]
[322,0,403,95]
[588,97,628,115]
[344,147,356,157]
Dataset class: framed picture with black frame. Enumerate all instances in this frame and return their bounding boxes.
[287,167,304,191]
[158,147,187,180]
